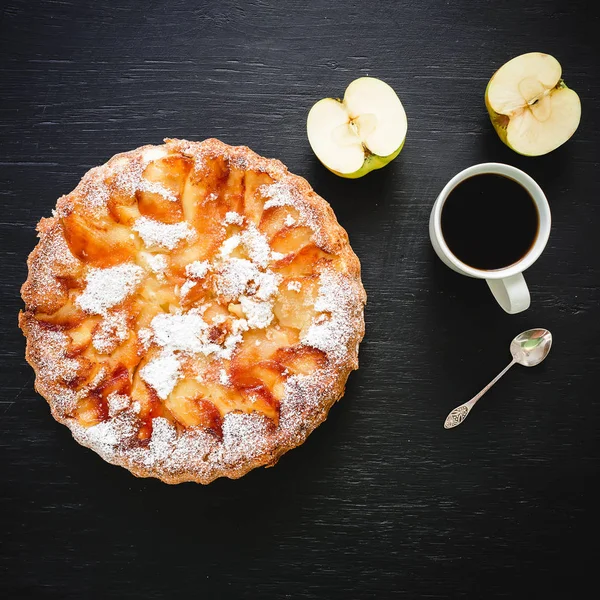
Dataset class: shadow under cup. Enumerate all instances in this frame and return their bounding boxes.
[429,163,551,314]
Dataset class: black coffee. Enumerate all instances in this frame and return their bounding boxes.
[440,174,539,271]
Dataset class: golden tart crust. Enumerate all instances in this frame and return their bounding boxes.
[19,138,366,484]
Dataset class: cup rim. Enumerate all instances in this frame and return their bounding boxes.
[431,162,551,280]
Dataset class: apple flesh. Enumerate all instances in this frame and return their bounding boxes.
[485,52,581,156]
[307,77,407,178]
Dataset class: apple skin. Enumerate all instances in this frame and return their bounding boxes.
[323,140,405,179]
[484,77,576,157]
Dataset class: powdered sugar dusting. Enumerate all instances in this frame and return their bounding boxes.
[78,167,111,210]
[219,368,230,386]
[144,253,168,279]
[224,211,244,225]
[146,417,178,462]
[240,296,274,329]
[138,327,153,350]
[112,157,147,198]
[218,224,273,268]
[151,313,214,354]
[185,260,209,279]
[77,263,144,316]
[260,180,324,246]
[302,270,361,362]
[73,418,120,448]
[30,326,81,384]
[218,234,240,259]
[53,388,78,416]
[22,223,81,310]
[107,392,131,417]
[214,226,281,301]
[215,258,257,299]
[221,412,272,461]
[93,310,129,353]
[133,216,195,250]
[71,411,139,456]
[180,280,196,298]
[254,270,281,300]
[138,179,177,202]
[140,350,182,400]
[262,180,297,210]
[278,371,332,436]
[240,224,272,267]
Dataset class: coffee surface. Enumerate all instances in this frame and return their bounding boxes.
[441,174,539,270]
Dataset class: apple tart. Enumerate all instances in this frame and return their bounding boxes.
[19,138,366,484]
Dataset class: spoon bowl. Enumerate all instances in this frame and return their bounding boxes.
[510,328,552,367]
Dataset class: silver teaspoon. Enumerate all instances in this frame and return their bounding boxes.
[444,328,553,429]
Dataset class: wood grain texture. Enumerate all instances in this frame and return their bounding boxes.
[1,0,599,598]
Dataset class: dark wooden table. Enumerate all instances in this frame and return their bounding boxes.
[1,1,599,598]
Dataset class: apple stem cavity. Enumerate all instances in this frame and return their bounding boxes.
[332,121,361,147]
[352,113,378,139]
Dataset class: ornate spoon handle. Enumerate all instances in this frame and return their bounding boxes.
[444,359,517,429]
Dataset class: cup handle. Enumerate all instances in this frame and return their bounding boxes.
[486,274,530,314]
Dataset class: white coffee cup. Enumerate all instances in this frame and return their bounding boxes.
[429,163,551,314]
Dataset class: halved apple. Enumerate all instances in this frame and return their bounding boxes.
[485,52,581,156]
[307,77,407,178]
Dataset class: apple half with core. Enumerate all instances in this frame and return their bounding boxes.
[485,52,581,156]
[307,77,407,178]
